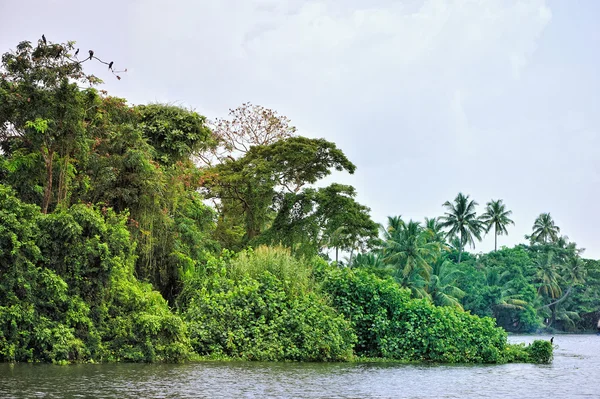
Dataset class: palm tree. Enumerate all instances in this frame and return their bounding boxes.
[530,213,560,244]
[424,216,446,245]
[480,199,515,251]
[440,193,484,264]
[483,269,528,319]
[428,258,465,309]
[381,216,439,284]
[535,251,563,326]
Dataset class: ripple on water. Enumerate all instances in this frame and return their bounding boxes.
[1,335,599,399]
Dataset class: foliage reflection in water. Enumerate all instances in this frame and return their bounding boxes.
[0,335,597,399]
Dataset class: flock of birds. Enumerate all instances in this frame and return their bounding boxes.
[41,33,114,71]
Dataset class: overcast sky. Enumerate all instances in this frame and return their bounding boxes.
[1,0,598,258]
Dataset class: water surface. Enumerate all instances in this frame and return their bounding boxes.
[1,335,597,398]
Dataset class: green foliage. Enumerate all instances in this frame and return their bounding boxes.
[527,340,553,364]
[183,247,355,361]
[202,136,376,256]
[319,265,529,363]
[260,184,379,259]
[529,213,560,244]
[0,185,190,363]
[440,193,484,263]
[136,104,212,165]
[480,199,514,251]
[1,37,571,366]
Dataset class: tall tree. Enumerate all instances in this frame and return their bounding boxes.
[440,193,484,263]
[199,102,296,166]
[530,213,560,244]
[480,199,515,251]
[0,37,120,213]
[201,136,357,249]
[535,251,563,326]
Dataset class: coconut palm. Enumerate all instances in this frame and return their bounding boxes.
[381,216,439,283]
[536,251,563,300]
[439,193,484,263]
[480,199,515,251]
[530,213,560,244]
[428,258,465,309]
[424,216,446,245]
[483,269,528,319]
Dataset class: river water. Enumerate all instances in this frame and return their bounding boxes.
[0,334,597,398]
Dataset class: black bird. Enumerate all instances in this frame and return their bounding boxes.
[88,50,94,60]
[75,48,79,57]
[108,61,113,70]
[42,34,47,45]
[550,337,554,344]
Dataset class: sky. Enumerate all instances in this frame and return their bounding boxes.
[1,0,599,258]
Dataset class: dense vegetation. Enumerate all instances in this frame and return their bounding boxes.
[0,37,581,365]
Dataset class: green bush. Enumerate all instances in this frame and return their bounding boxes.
[0,185,191,363]
[527,340,553,364]
[319,265,536,363]
[183,247,355,361]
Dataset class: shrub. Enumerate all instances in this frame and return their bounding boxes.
[0,185,191,363]
[527,340,553,364]
[319,265,535,363]
[183,247,355,361]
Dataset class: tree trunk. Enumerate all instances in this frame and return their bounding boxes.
[494,228,498,252]
[42,148,54,214]
[458,245,462,264]
[57,153,70,207]
[335,247,339,264]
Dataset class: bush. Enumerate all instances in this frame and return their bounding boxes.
[527,340,553,364]
[183,247,355,361]
[0,186,191,363]
[319,265,537,363]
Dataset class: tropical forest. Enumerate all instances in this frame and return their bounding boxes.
[3,36,596,366]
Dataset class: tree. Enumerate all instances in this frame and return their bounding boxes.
[483,268,528,319]
[530,213,560,244]
[381,216,439,285]
[0,37,120,213]
[257,183,378,260]
[199,102,296,166]
[428,258,465,309]
[314,183,379,263]
[440,193,484,263]
[136,104,212,165]
[424,216,447,245]
[480,199,515,251]
[535,251,563,326]
[201,136,358,250]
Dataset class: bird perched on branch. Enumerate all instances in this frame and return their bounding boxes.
[88,50,94,60]
[108,61,113,70]
[42,34,47,45]
[75,48,79,57]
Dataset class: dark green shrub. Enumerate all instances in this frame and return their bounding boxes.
[320,265,527,363]
[0,185,191,363]
[527,340,553,364]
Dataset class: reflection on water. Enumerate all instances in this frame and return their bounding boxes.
[1,335,597,398]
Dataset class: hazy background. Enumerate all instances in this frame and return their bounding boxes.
[1,0,598,257]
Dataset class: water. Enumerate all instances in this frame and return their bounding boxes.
[1,335,597,398]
